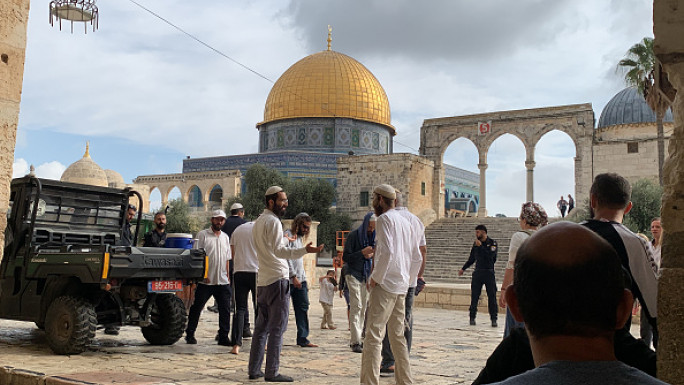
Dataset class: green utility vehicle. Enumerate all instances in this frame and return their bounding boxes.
[1,176,207,355]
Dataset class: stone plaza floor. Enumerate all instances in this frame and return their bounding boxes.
[0,288,505,385]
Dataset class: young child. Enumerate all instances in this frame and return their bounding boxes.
[318,269,338,330]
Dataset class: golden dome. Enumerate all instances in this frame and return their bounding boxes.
[60,142,109,187]
[260,50,394,134]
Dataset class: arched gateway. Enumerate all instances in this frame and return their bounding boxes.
[420,104,595,218]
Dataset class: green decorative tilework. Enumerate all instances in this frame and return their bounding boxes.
[324,127,334,146]
[351,129,359,147]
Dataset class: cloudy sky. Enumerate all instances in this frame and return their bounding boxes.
[14,0,653,216]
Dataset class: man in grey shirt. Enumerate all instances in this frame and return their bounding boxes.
[493,222,668,385]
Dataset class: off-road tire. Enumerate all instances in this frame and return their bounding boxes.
[44,296,96,355]
[141,294,187,345]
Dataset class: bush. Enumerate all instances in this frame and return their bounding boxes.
[624,178,662,236]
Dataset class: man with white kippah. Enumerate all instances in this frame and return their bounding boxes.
[248,186,324,382]
[380,189,426,374]
[185,209,232,347]
[361,184,414,385]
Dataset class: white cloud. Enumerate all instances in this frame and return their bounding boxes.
[12,158,66,181]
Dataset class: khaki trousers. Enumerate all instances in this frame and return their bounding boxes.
[320,302,335,328]
[347,274,369,346]
[360,285,413,385]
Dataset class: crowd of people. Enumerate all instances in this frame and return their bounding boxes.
[128,172,665,384]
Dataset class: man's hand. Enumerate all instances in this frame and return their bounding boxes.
[498,289,507,308]
[458,269,464,276]
[369,277,377,288]
[293,276,302,289]
[474,239,482,247]
[361,246,374,259]
[305,242,324,253]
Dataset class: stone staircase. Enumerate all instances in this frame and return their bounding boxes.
[424,217,522,284]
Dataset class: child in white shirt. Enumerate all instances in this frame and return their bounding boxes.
[318,269,337,329]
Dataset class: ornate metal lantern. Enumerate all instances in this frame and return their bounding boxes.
[49,0,98,33]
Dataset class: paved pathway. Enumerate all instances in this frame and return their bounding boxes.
[0,287,504,384]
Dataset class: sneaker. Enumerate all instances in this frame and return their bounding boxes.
[185,335,197,344]
[469,318,476,326]
[491,320,498,328]
[351,343,363,353]
[380,365,395,373]
[207,305,219,313]
[265,374,293,382]
[218,339,232,346]
[243,329,253,338]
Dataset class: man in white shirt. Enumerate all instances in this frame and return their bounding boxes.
[360,184,414,385]
[185,209,232,346]
[380,190,426,374]
[229,221,258,355]
[247,186,323,383]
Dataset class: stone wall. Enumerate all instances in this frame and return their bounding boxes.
[593,123,673,183]
[0,0,30,260]
[654,0,684,383]
[336,153,435,225]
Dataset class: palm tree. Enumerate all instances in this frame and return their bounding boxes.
[617,37,671,186]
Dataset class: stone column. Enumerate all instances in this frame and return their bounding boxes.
[654,0,684,382]
[0,0,31,259]
[525,159,535,202]
[477,163,487,217]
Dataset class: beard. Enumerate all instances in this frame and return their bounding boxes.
[373,203,383,218]
[156,223,166,230]
[211,222,222,232]
[273,203,286,218]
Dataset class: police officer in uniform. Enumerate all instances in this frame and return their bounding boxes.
[459,224,499,327]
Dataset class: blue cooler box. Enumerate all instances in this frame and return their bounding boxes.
[165,233,194,249]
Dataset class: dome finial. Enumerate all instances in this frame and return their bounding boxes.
[327,25,332,51]
[84,141,90,158]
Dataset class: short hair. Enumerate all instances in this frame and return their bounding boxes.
[590,173,631,210]
[264,192,280,207]
[128,204,137,212]
[291,212,312,234]
[513,232,625,339]
[153,211,165,219]
[475,224,487,233]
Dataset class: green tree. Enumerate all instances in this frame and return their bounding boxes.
[617,37,671,186]
[623,178,663,235]
[316,211,353,253]
[241,164,288,220]
[285,178,335,220]
[165,198,192,233]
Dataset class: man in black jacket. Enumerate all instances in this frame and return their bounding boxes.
[342,212,376,353]
[459,224,498,327]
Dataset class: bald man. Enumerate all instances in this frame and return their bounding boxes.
[489,222,667,385]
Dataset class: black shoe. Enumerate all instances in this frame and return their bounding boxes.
[491,320,498,327]
[218,339,232,346]
[265,374,293,382]
[215,333,219,341]
[104,326,120,335]
[207,305,219,313]
[249,372,265,380]
[185,335,197,344]
[351,343,363,353]
[469,318,476,326]
[380,364,395,373]
[243,329,253,338]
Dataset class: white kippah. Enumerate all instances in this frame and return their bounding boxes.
[369,214,377,222]
[230,202,244,211]
[265,186,283,196]
[374,184,396,200]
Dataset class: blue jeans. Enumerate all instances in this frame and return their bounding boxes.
[290,280,311,345]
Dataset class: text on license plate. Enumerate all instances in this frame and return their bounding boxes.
[148,280,183,292]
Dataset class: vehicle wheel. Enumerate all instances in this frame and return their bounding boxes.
[44,296,96,355]
[141,294,187,345]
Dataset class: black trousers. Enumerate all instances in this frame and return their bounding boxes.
[186,283,232,343]
[469,269,498,321]
[232,272,257,346]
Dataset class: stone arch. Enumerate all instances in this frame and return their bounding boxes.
[207,184,223,211]
[421,104,594,217]
[148,186,162,213]
[187,185,203,209]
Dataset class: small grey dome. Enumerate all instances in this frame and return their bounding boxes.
[598,87,673,128]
